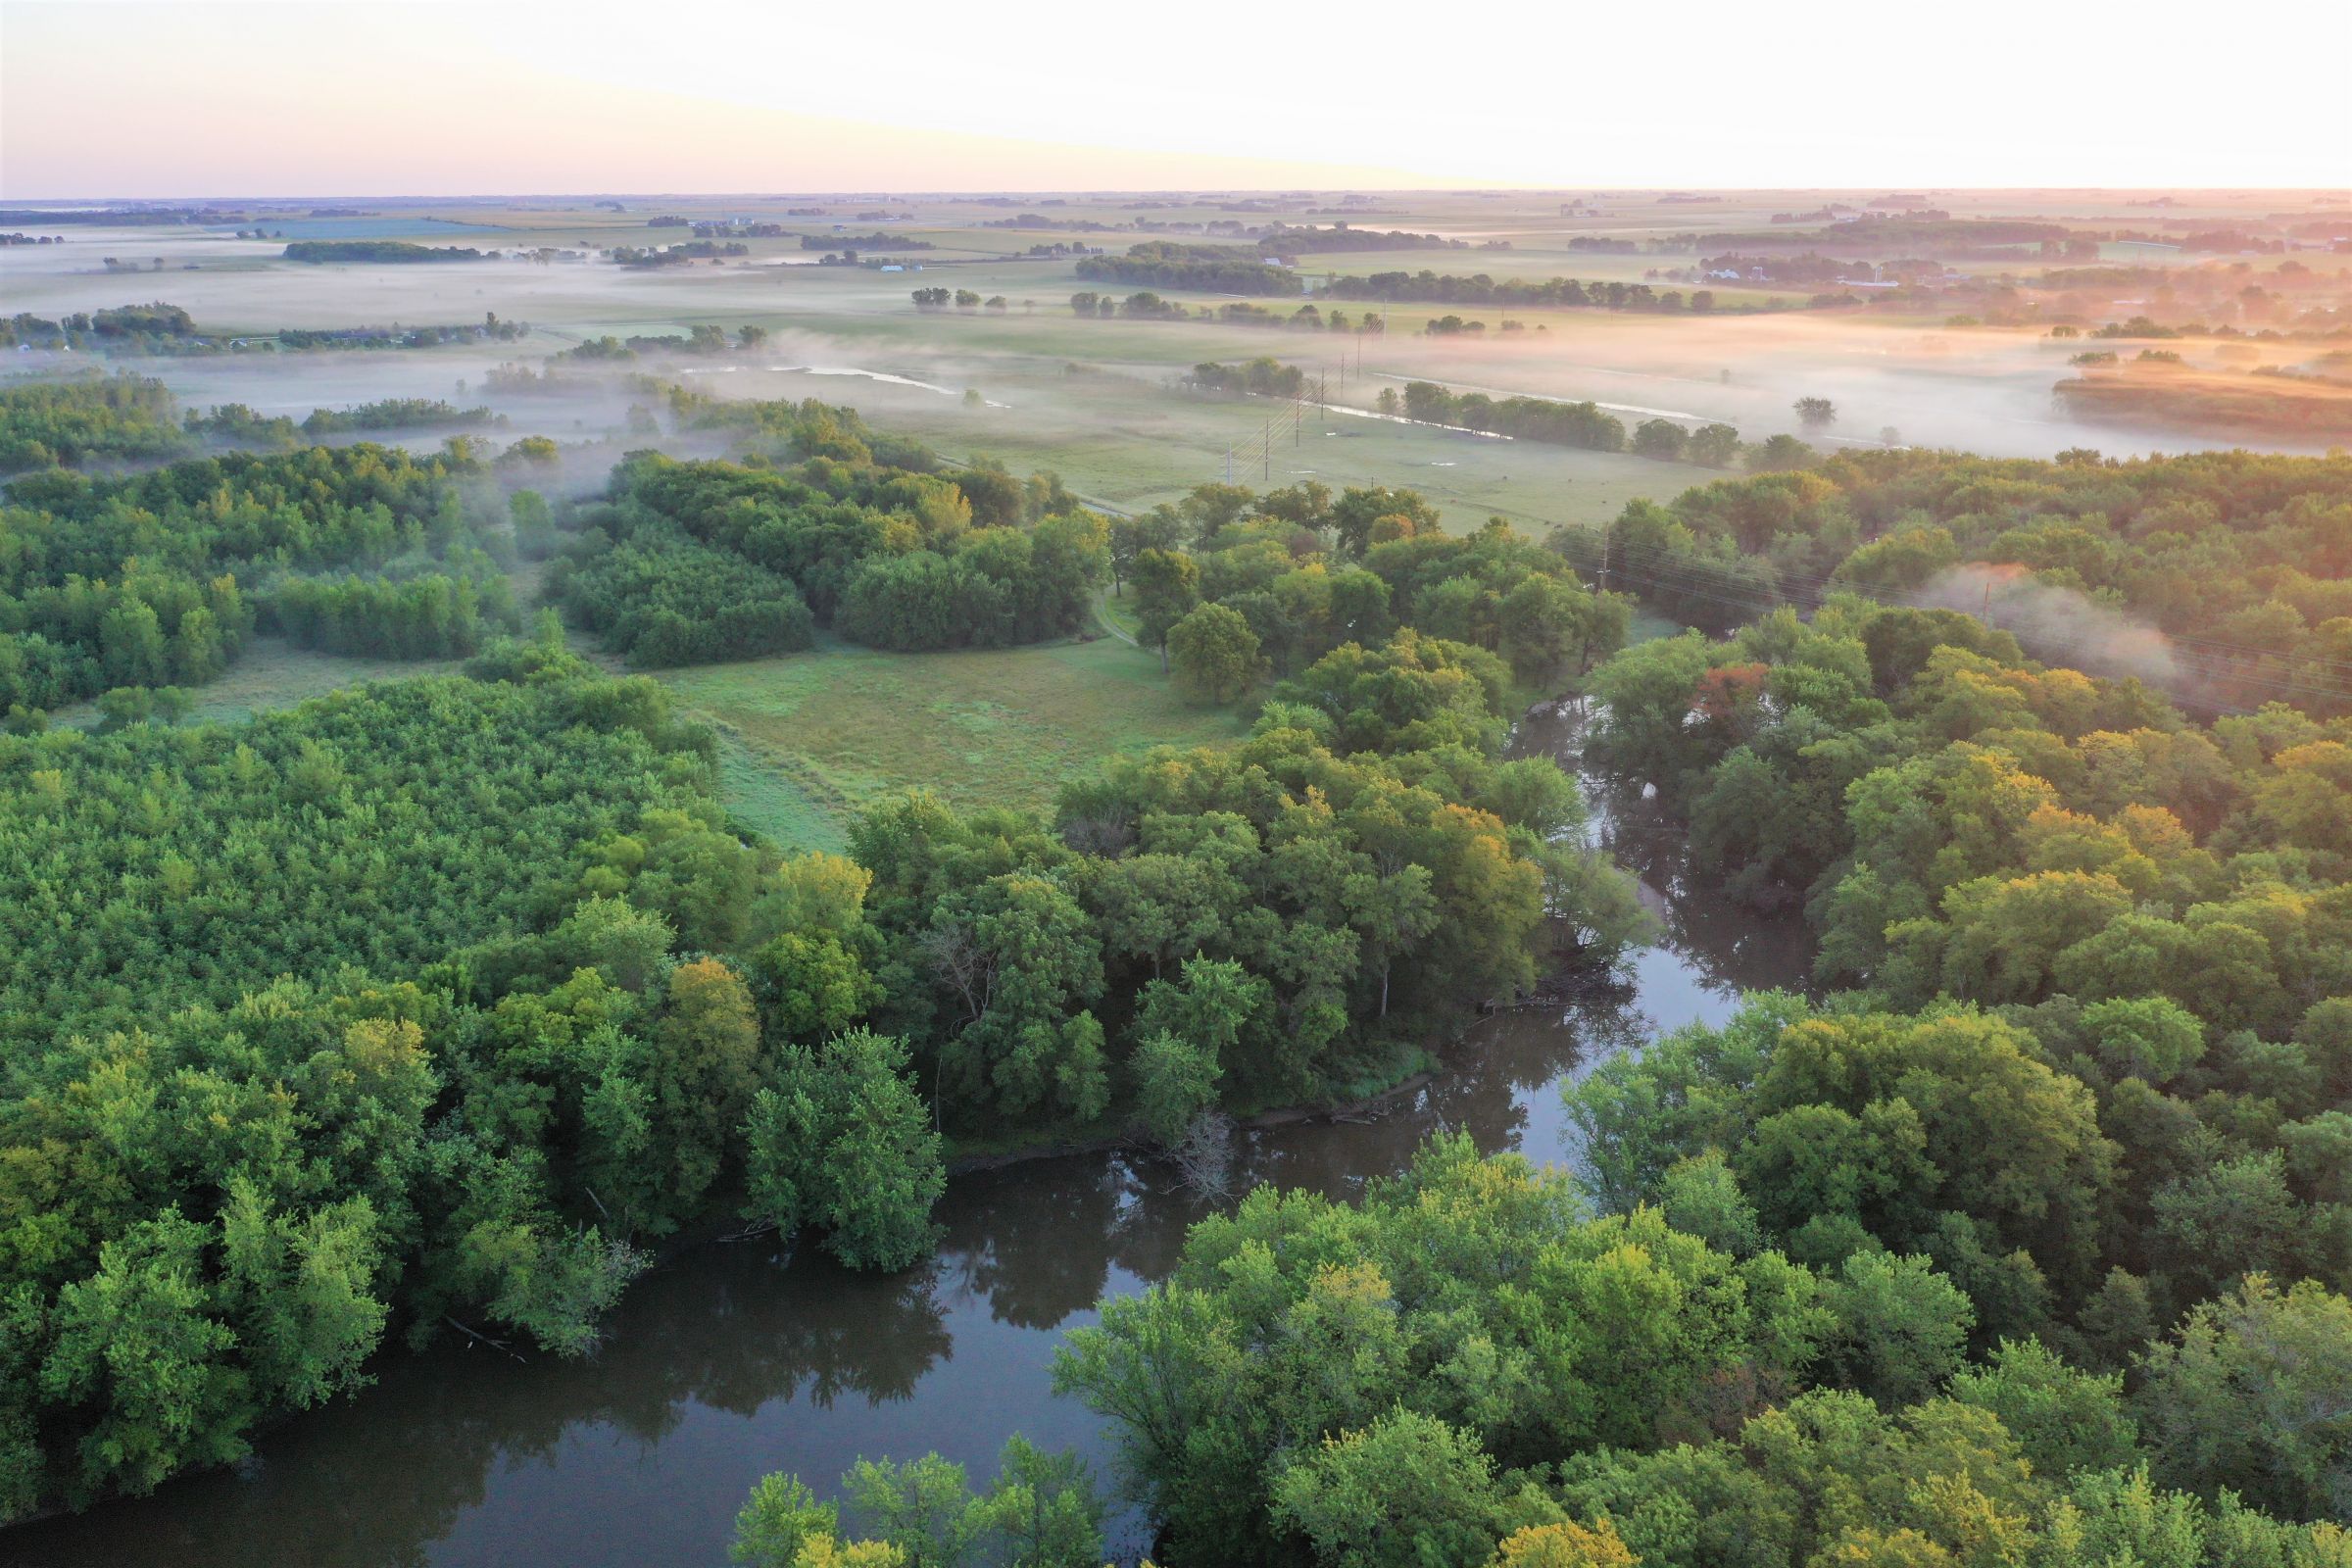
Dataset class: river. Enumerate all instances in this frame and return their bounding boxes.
[9,701,1812,1567]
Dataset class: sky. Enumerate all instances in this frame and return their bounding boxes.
[4,0,2349,197]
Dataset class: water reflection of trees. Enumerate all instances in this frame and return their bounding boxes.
[1591,778,1815,999]
[1528,687,1818,1006]
[943,1160,1135,1330]
[677,1247,956,1415]
[9,1242,956,1568]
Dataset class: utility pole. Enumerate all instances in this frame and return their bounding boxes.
[1225,444,1233,485]
[1262,417,1271,480]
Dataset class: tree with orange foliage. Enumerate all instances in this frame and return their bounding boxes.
[1690,662,1771,729]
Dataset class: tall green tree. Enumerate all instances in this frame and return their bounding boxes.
[1167,602,1263,706]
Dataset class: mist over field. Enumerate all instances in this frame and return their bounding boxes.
[16,198,2336,498]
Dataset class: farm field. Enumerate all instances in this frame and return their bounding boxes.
[695,359,1730,534]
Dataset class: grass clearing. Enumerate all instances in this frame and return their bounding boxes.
[50,638,469,729]
[653,633,1250,848]
[706,724,845,852]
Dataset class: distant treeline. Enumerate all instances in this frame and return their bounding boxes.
[1,303,195,352]
[1076,242,1299,296]
[1066,291,1377,331]
[282,240,487,264]
[550,324,768,363]
[1256,224,1466,255]
[277,316,528,349]
[1690,216,2074,250]
[1322,270,1724,312]
[184,399,506,449]
[1702,216,2088,256]
[983,214,1115,232]
[0,205,243,224]
[1702,251,1880,284]
[1398,380,1628,451]
[2111,226,2291,254]
[74,301,193,337]
[3,305,529,356]
[609,241,747,267]
[801,232,933,250]
[1183,358,1309,398]
[1391,378,1747,467]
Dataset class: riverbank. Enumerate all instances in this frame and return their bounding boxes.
[8,698,1818,1568]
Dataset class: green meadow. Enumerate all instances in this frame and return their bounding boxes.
[653,633,1252,849]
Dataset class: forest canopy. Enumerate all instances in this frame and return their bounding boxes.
[548,406,1109,664]
[0,436,519,717]
[1056,1131,2352,1566]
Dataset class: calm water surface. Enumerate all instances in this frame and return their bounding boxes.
[11,701,1812,1567]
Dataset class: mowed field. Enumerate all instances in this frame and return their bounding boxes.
[652,631,1251,850]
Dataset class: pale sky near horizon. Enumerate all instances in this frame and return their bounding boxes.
[3,0,2347,198]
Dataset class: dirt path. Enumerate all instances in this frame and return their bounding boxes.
[1091,588,1139,646]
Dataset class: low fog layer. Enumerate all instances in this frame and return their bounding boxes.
[1918,563,2180,686]
[7,221,2314,475]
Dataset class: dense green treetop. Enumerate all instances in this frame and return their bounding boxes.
[1566,446,2352,710]
[552,419,1106,663]
[0,374,187,472]
[1056,1131,2352,1565]
[0,641,949,1518]
[1,437,518,716]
